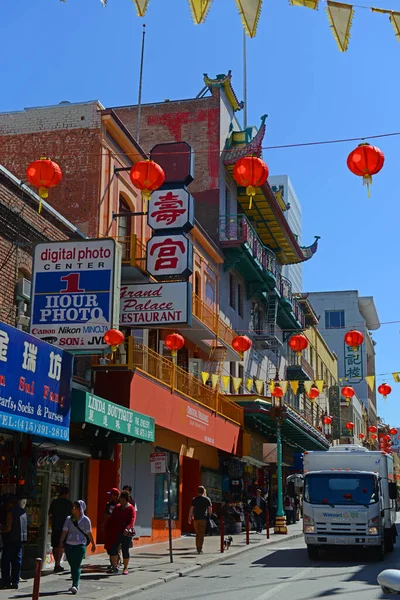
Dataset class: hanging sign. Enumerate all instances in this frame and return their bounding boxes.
[0,321,73,440]
[146,234,193,280]
[30,239,121,352]
[120,282,192,327]
[147,189,194,233]
[150,452,167,474]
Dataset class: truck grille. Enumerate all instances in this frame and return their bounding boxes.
[315,522,367,535]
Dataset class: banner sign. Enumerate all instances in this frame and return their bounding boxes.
[146,234,193,280]
[0,321,73,440]
[30,239,121,352]
[120,282,192,327]
[147,189,194,233]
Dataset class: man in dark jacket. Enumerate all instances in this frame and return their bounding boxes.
[1,495,27,589]
[250,489,266,533]
[49,486,73,573]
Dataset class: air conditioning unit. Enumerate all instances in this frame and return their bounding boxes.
[16,278,31,301]
[16,315,30,328]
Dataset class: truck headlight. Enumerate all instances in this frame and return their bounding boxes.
[303,514,315,533]
[368,527,378,535]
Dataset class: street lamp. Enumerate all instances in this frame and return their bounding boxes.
[269,385,288,535]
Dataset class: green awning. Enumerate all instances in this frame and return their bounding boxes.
[71,389,155,443]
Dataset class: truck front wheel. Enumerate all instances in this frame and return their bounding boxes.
[307,545,319,560]
[384,528,394,552]
[372,537,385,561]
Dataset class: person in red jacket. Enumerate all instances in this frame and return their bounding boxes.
[104,491,136,575]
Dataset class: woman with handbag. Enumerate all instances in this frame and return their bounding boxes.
[59,500,96,594]
[105,490,136,575]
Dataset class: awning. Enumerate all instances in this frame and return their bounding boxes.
[238,399,329,452]
[71,389,155,444]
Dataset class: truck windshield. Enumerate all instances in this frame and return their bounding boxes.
[304,473,379,506]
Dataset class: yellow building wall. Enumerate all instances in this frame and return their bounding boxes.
[304,327,338,387]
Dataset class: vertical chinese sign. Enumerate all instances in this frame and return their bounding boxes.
[0,322,73,440]
[344,343,363,382]
[328,385,341,440]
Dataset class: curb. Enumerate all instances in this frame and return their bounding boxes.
[104,531,304,600]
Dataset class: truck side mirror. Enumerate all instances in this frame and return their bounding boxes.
[389,482,397,500]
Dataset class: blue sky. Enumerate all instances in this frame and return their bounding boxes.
[2,0,399,425]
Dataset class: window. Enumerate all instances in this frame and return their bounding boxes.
[118,195,133,260]
[205,276,215,306]
[237,284,243,318]
[229,274,236,310]
[154,450,179,520]
[325,310,345,329]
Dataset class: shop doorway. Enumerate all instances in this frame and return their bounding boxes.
[181,456,200,534]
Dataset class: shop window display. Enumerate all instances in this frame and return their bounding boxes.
[154,450,179,520]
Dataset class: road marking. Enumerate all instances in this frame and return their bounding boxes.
[252,567,314,600]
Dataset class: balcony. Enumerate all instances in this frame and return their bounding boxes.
[93,339,244,426]
[191,293,238,357]
[219,215,278,296]
[286,355,315,381]
[249,321,283,351]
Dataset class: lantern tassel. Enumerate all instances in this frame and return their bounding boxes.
[362,174,372,198]
[142,189,151,206]
[246,185,256,209]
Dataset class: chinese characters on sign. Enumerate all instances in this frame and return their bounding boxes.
[0,321,73,440]
[146,234,193,280]
[344,344,363,382]
[147,189,194,232]
[30,239,121,352]
[120,282,192,326]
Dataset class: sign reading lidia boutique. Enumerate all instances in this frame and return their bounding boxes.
[0,321,73,440]
[73,391,155,442]
[30,239,121,352]
[120,282,192,327]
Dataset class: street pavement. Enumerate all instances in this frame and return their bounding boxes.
[1,522,303,599]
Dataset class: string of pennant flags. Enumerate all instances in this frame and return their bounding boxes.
[203,371,400,393]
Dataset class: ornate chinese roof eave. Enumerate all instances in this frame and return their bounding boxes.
[222,115,267,164]
[237,181,320,265]
[294,294,320,326]
[203,71,244,112]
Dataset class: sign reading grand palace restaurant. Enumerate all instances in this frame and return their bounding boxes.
[120,282,192,327]
[0,321,73,440]
[30,239,121,352]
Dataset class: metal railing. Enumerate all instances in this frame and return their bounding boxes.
[280,275,293,304]
[286,395,322,430]
[219,215,277,277]
[94,338,244,426]
[192,293,237,350]
[114,234,147,268]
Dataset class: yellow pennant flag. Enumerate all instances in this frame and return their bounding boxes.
[289,0,319,8]
[201,372,210,385]
[246,378,254,391]
[188,0,214,24]
[290,381,299,395]
[255,379,264,395]
[221,375,230,391]
[315,380,325,393]
[269,380,275,393]
[211,374,219,389]
[132,0,150,17]
[326,1,354,52]
[304,381,313,395]
[390,12,400,42]
[392,372,400,383]
[232,377,242,393]
[278,381,288,395]
[365,375,375,391]
[234,0,263,38]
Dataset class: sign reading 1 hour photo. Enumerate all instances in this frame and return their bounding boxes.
[30,239,121,352]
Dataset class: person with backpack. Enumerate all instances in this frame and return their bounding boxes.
[59,500,96,594]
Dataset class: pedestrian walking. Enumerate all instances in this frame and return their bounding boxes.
[122,485,138,512]
[105,490,136,575]
[103,488,120,571]
[249,489,266,533]
[188,486,212,554]
[284,494,295,525]
[49,486,73,573]
[59,500,96,594]
[0,495,27,590]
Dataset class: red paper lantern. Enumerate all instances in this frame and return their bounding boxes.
[104,328,124,352]
[358,433,365,440]
[288,334,309,356]
[385,434,392,442]
[323,416,332,425]
[232,335,252,353]
[233,156,269,209]
[344,330,364,354]
[129,160,165,202]
[346,421,354,430]
[165,333,185,357]
[369,425,377,434]
[347,143,384,196]
[390,428,398,436]
[307,385,320,401]
[26,157,62,212]
[371,433,378,440]
[271,384,284,398]
[341,386,355,401]
[378,383,392,398]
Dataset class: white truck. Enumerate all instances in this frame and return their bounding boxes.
[303,445,397,560]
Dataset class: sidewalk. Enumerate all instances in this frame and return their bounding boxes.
[8,522,303,600]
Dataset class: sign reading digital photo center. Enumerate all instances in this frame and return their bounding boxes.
[30,239,121,352]
[147,189,194,233]
[120,282,192,327]
[146,234,193,281]
[0,321,73,440]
